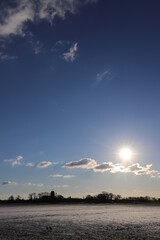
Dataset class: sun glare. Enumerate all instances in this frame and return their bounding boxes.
[119,147,133,161]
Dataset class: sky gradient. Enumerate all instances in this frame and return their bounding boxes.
[0,0,160,199]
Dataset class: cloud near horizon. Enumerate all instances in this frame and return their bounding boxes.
[25,162,34,167]
[2,181,18,186]
[94,162,124,173]
[53,185,69,188]
[126,163,156,175]
[37,161,53,168]
[22,182,43,187]
[2,181,43,187]
[63,158,97,169]
[50,174,75,178]
[94,162,156,176]
[63,158,160,178]
[0,0,97,38]
[4,155,23,167]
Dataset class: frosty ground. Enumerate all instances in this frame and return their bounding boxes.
[0,204,159,239]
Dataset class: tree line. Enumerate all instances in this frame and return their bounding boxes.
[1,191,160,204]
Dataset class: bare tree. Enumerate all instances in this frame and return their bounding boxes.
[8,195,14,201]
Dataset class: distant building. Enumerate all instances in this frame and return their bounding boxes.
[39,191,55,202]
[51,191,55,199]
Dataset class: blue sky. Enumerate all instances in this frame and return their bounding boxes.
[0,0,160,199]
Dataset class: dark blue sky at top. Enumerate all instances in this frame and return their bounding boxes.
[1,0,160,197]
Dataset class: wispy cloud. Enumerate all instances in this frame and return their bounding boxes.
[37,161,53,168]
[0,1,97,38]
[150,175,156,179]
[0,51,17,61]
[32,40,42,55]
[63,175,75,178]
[94,162,124,173]
[63,158,97,169]
[25,162,34,167]
[2,181,43,187]
[4,155,23,167]
[52,40,70,52]
[96,68,112,83]
[63,42,78,62]
[50,174,75,178]
[2,181,18,186]
[23,182,43,187]
[50,174,63,178]
[53,185,69,188]
[0,1,34,37]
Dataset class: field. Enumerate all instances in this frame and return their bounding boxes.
[0,204,160,239]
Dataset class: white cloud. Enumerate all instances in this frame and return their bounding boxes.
[37,161,60,168]
[150,175,156,179]
[125,163,156,176]
[53,185,69,188]
[94,162,125,173]
[63,158,97,169]
[0,0,34,37]
[63,42,78,62]
[52,161,61,165]
[50,174,75,178]
[63,175,75,178]
[16,156,23,161]
[50,174,63,178]
[37,161,53,168]
[0,1,97,38]
[94,161,158,176]
[26,162,34,167]
[2,181,18,186]
[63,158,160,178]
[96,68,112,83]
[23,182,43,187]
[4,155,23,167]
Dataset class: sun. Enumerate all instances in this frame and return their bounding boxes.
[119,147,133,161]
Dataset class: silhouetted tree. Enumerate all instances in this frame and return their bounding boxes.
[15,195,21,201]
[96,192,109,202]
[86,195,93,200]
[28,193,33,201]
[38,192,50,199]
[8,195,14,201]
[0,190,159,204]
[115,194,122,201]
[57,195,64,200]
[28,193,37,200]
[108,193,114,201]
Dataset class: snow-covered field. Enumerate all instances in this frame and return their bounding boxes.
[0,204,159,239]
